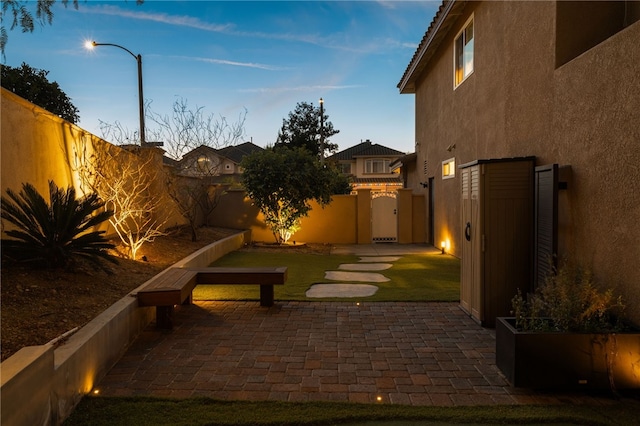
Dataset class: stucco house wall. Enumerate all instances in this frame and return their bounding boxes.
[402,1,640,324]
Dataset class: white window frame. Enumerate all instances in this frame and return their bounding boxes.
[442,157,456,180]
[454,14,474,88]
[365,159,390,174]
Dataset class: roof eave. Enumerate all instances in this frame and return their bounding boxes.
[398,0,464,94]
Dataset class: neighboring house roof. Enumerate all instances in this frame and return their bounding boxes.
[397,0,466,94]
[216,141,263,164]
[162,155,180,167]
[171,141,263,166]
[329,139,405,161]
[390,153,417,172]
[352,177,403,184]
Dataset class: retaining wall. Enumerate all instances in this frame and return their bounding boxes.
[0,230,250,426]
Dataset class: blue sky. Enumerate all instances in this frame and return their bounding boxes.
[3,1,439,154]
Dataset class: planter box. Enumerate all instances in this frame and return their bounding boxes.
[496,317,640,390]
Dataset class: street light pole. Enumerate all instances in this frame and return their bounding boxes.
[86,41,146,146]
[319,97,324,164]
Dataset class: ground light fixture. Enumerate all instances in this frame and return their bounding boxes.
[440,239,450,254]
[84,40,146,146]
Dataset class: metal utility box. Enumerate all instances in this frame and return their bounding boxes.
[459,157,535,327]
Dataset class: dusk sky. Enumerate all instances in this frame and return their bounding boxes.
[3,1,439,154]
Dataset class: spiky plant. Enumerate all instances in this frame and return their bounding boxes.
[1,181,116,269]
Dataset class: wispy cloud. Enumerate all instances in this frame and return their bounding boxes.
[84,4,233,32]
[194,56,288,71]
[80,4,401,55]
[239,84,363,94]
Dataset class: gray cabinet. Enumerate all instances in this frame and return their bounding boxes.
[460,157,535,327]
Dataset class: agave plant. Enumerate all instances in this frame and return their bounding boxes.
[1,181,116,269]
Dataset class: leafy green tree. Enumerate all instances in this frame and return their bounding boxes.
[0,1,143,56]
[241,147,347,244]
[275,101,339,158]
[326,161,353,195]
[1,62,80,123]
[1,181,116,269]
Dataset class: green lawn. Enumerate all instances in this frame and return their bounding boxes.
[192,251,460,302]
[64,396,640,426]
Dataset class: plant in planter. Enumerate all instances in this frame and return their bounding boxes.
[496,261,640,391]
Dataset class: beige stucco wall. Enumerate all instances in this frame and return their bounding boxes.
[2,88,84,197]
[1,88,186,235]
[552,20,640,320]
[209,189,425,245]
[209,191,361,244]
[409,1,640,324]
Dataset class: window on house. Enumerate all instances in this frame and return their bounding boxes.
[442,158,456,179]
[340,163,352,174]
[454,15,474,87]
[365,159,390,174]
[197,156,211,173]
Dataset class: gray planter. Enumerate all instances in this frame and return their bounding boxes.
[495,317,640,390]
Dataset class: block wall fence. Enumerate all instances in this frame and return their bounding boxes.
[2,87,426,246]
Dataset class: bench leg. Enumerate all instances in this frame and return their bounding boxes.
[156,305,174,329]
[183,293,193,305]
[260,285,274,307]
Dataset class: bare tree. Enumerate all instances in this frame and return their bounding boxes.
[99,97,247,241]
[164,174,227,242]
[148,97,246,161]
[73,140,168,260]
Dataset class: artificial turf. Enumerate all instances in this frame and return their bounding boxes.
[192,251,460,303]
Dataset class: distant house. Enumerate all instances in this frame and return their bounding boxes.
[328,139,405,192]
[173,141,263,183]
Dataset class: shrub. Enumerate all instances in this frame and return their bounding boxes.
[512,261,626,332]
[1,181,116,269]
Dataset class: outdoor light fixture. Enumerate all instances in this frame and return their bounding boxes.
[85,40,147,146]
[440,239,451,254]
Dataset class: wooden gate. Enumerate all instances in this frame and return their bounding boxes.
[371,192,397,242]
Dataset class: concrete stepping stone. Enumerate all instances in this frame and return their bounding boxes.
[358,256,401,263]
[324,271,390,282]
[338,263,392,271]
[306,283,379,298]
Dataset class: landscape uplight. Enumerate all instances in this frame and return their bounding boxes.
[85,40,146,146]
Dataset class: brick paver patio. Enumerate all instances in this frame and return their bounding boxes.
[96,300,618,407]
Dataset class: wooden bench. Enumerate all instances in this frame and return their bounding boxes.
[136,266,288,329]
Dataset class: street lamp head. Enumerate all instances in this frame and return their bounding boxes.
[83,39,146,146]
[319,97,324,105]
